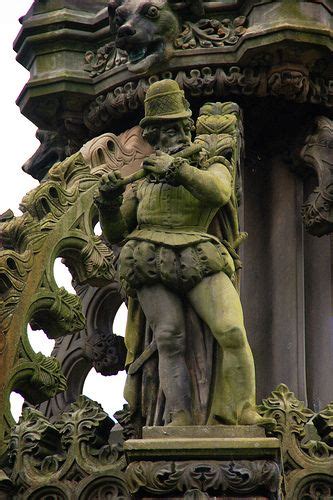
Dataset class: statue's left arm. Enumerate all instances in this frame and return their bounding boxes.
[177,159,232,206]
[144,153,232,206]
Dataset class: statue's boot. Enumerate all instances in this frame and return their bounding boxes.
[207,343,275,427]
[167,410,193,426]
[239,405,276,431]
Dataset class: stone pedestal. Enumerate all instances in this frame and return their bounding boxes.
[124,426,283,499]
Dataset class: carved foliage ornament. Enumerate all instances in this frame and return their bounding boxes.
[0,127,152,447]
[126,459,280,496]
[84,44,127,77]
[268,65,310,102]
[84,15,247,76]
[175,16,247,49]
[258,384,333,499]
[8,396,127,496]
[0,148,116,441]
[83,67,333,132]
[7,383,333,497]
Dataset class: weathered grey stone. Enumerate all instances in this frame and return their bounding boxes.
[143,424,266,439]
[124,437,281,461]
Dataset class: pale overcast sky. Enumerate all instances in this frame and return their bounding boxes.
[2,2,127,421]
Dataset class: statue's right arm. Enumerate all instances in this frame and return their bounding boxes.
[95,170,138,244]
[98,190,138,244]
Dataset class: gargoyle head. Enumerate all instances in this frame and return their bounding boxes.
[108,0,180,73]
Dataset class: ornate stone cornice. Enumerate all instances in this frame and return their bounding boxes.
[13,1,333,134]
[84,66,333,133]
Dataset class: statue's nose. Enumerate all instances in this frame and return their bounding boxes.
[117,25,136,38]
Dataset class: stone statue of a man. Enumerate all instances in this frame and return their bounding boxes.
[95,79,268,427]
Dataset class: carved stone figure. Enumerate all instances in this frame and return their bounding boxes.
[22,129,69,181]
[95,79,271,428]
[108,0,181,73]
[298,116,333,236]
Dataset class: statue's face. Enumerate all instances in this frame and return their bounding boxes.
[157,120,192,153]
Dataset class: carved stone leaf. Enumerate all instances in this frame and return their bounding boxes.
[57,395,113,450]
[31,353,67,398]
[20,181,78,224]
[9,407,61,465]
[258,383,314,437]
[84,43,128,77]
[175,17,247,50]
[114,404,138,441]
[30,287,85,338]
[80,237,115,286]
[177,463,225,492]
[301,439,333,460]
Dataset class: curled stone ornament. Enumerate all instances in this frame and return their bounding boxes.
[268,65,310,102]
[175,16,247,49]
[296,476,333,499]
[78,475,129,500]
[84,43,128,77]
[314,403,333,446]
[83,67,333,133]
[258,385,333,498]
[8,396,127,497]
[126,460,280,496]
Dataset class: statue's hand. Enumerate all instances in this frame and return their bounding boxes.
[95,169,125,208]
[142,152,174,177]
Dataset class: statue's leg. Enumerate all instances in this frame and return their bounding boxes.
[187,271,262,425]
[137,284,193,425]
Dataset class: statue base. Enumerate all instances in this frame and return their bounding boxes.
[124,426,283,499]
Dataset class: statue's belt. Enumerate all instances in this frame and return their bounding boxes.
[128,340,157,375]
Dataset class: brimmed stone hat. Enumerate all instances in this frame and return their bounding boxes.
[140,79,192,127]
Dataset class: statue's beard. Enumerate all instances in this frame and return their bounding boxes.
[159,142,191,155]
